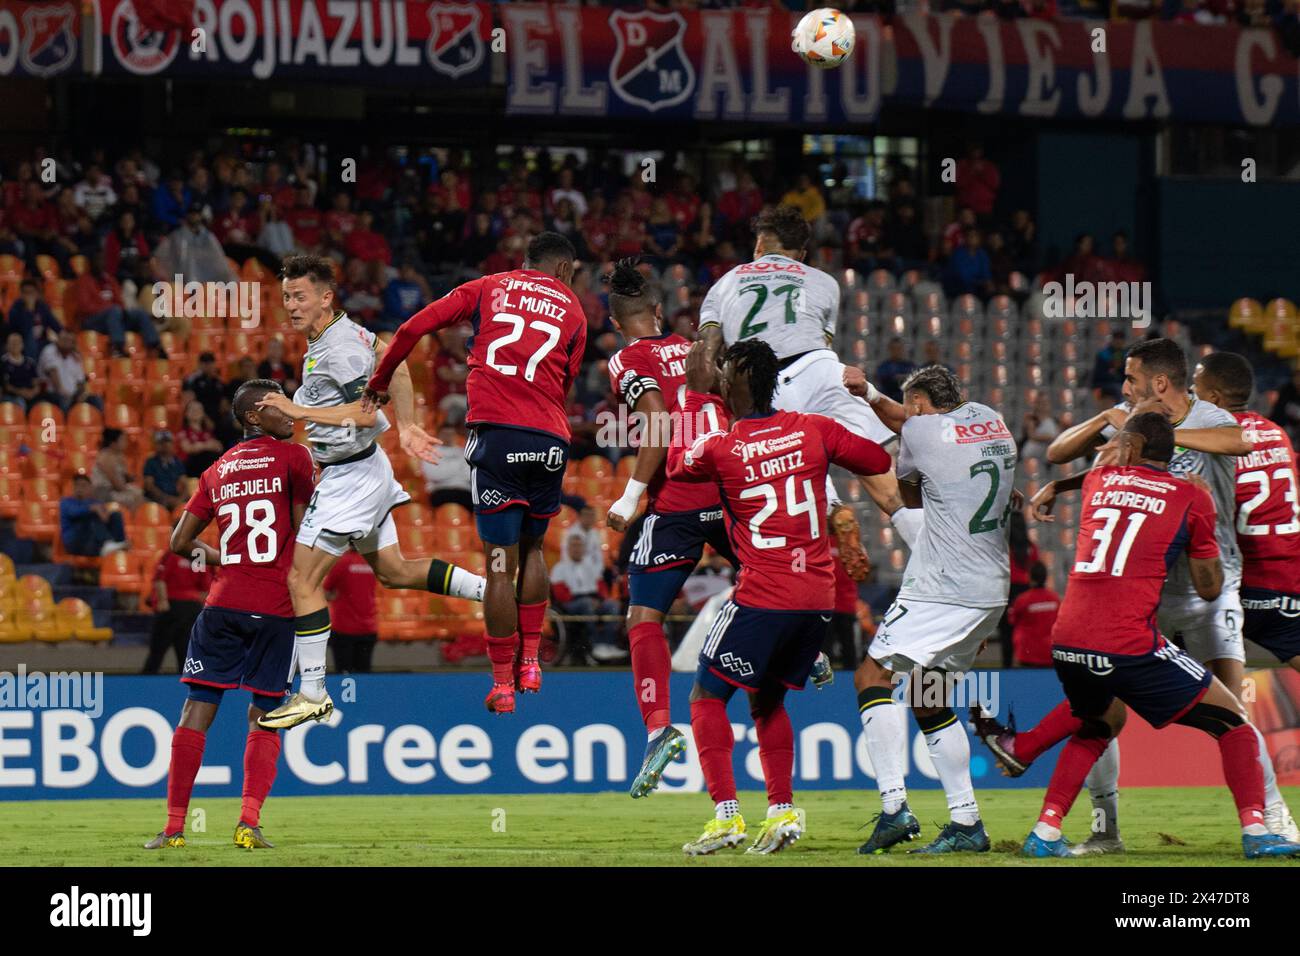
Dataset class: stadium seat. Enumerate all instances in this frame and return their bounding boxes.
[434,504,470,528]
[26,401,63,432]
[34,254,60,281]
[397,503,433,528]
[18,574,54,607]
[134,502,170,528]
[579,455,611,479]
[57,598,112,642]
[1229,298,1265,335]
[13,501,58,544]
[0,476,16,520]
[100,551,143,595]
[0,606,27,643]
[24,599,63,643]
[0,553,14,581]
[68,254,89,277]
[66,401,104,430]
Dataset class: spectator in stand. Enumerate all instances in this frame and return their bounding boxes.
[460,212,498,273]
[182,352,224,424]
[1054,232,1104,284]
[256,336,298,395]
[143,549,214,674]
[213,187,260,256]
[550,533,626,663]
[718,170,764,238]
[0,203,21,260]
[0,332,50,410]
[323,549,378,673]
[1006,208,1038,274]
[5,278,61,361]
[941,205,977,252]
[1007,562,1059,667]
[53,189,97,261]
[261,160,296,214]
[1270,365,1300,445]
[381,261,431,331]
[73,251,165,358]
[72,163,118,224]
[1102,230,1147,283]
[846,201,887,273]
[1090,330,1128,405]
[324,191,359,244]
[153,203,237,285]
[876,337,917,403]
[421,424,472,509]
[284,183,324,252]
[256,198,295,259]
[103,209,151,286]
[780,173,827,223]
[151,173,192,232]
[345,209,392,265]
[569,505,607,573]
[580,195,616,262]
[985,229,1016,291]
[611,196,646,259]
[91,427,144,509]
[176,399,223,477]
[549,197,584,251]
[413,192,465,272]
[340,258,386,327]
[430,168,472,212]
[10,181,59,269]
[1019,392,1060,461]
[143,429,186,509]
[547,167,588,219]
[943,227,994,299]
[38,330,96,411]
[644,198,682,262]
[921,338,953,371]
[432,325,470,424]
[60,474,128,556]
[955,143,1001,223]
[666,172,701,232]
[883,202,930,272]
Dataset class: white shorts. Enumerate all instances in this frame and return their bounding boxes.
[868,598,1003,673]
[773,349,895,446]
[1158,586,1245,664]
[296,446,410,556]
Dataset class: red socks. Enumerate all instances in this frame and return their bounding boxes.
[1037,733,1109,828]
[753,705,795,807]
[629,621,672,731]
[486,632,519,685]
[518,601,547,662]
[165,726,206,834]
[1017,699,1084,764]
[1218,724,1266,829]
[241,730,281,828]
[690,698,736,805]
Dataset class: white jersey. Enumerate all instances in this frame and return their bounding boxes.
[698,254,840,360]
[297,311,390,464]
[896,402,1016,609]
[1103,397,1242,593]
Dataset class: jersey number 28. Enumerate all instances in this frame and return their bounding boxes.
[218,499,278,564]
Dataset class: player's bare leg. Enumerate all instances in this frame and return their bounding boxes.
[627,604,686,798]
[907,672,990,854]
[853,655,921,853]
[1209,655,1298,840]
[744,683,805,854]
[145,697,218,849]
[258,543,339,729]
[513,531,550,694]
[362,542,486,601]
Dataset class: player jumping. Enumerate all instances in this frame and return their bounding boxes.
[145,380,315,850]
[668,339,892,856]
[854,365,1015,855]
[974,338,1297,848]
[1019,413,1300,860]
[602,259,737,796]
[689,204,913,581]
[256,255,485,730]
[365,233,587,715]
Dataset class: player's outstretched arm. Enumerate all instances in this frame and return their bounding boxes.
[257,389,379,429]
[842,365,906,434]
[380,341,441,465]
[365,280,481,404]
[1045,411,1110,464]
[170,511,219,570]
[1172,425,1251,457]
[688,325,724,393]
[607,387,668,532]
[1189,556,1224,602]
[1026,469,1090,522]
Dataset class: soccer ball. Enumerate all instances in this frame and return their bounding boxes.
[791,8,855,70]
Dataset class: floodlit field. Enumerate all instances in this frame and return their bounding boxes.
[4,787,1294,867]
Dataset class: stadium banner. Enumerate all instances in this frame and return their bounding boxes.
[506,6,1300,127]
[0,668,1275,800]
[89,0,492,83]
[0,0,80,78]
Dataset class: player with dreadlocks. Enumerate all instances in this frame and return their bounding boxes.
[667,339,893,856]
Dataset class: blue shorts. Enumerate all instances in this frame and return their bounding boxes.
[181,607,295,700]
[1241,587,1300,662]
[628,507,736,613]
[697,600,830,695]
[465,425,568,546]
[1052,641,1211,729]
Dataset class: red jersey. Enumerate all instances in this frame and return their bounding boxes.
[1233,409,1300,593]
[184,435,316,617]
[1009,586,1060,666]
[668,392,891,611]
[151,551,215,605]
[607,331,723,514]
[1052,465,1219,655]
[324,551,378,634]
[370,269,587,442]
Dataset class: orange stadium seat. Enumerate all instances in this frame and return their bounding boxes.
[134,502,170,528]
[1229,297,1265,335]
[397,503,433,528]
[615,456,636,479]
[34,254,60,281]
[189,331,226,357]
[159,331,188,360]
[579,455,611,479]
[23,448,62,479]
[26,401,63,432]
[100,551,143,595]
[68,402,104,433]
[0,605,25,643]
[0,476,17,519]
[0,403,23,429]
[24,599,63,643]
[434,503,470,528]
[58,598,112,642]
[62,449,95,478]
[18,574,53,606]
[104,403,142,439]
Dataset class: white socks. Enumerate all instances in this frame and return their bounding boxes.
[1033,820,1063,841]
[297,631,330,701]
[450,568,486,602]
[924,717,980,826]
[1253,724,1283,809]
[861,696,909,813]
[1084,739,1121,836]
[716,799,740,821]
[891,508,924,550]
[768,802,793,818]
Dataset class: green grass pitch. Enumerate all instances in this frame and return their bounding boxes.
[4,786,1295,866]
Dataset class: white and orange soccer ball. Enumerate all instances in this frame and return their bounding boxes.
[791,8,855,70]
